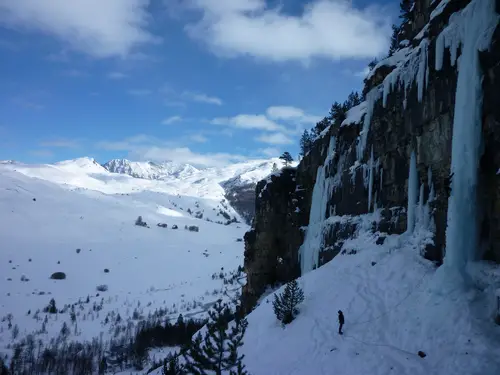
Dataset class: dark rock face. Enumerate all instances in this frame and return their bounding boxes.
[242,0,500,311]
[241,168,303,313]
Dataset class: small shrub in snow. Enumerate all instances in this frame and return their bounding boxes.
[50,272,66,280]
[135,216,148,227]
[186,225,199,232]
[104,268,110,273]
[20,275,29,282]
[44,298,57,314]
[236,238,243,242]
[172,224,178,230]
[157,223,168,228]
[76,248,81,254]
[96,284,108,292]
[273,279,304,325]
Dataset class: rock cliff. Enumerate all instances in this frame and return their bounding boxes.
[242,0,500,313]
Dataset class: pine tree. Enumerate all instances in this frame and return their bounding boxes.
[368,58,378,71]
[389,24,401,56]
[299,130,313,156]
[399,0,413,22]
[163,352,184,375]
[279,152,293,167]
[183,300,248,375]
[272,279,305,325]
[312,117,330,137]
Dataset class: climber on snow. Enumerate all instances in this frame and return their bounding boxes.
[338,310,345,335]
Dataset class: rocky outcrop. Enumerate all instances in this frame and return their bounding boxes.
[242,0,500,312]
[241,168,303,313]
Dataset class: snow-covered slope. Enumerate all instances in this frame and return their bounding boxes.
[101,157,291,224]
[241,224,500,375]
[0,160,248,362]
[101,157,285,189]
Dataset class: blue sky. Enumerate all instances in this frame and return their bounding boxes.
[0,0,395,167]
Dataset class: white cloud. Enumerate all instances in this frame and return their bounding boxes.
[127,89,152,96]
[255,132,293,145]
[266,106,321,124]
[179,0,391,62]
[108,72,128,80]
[211,114,285,132]
[141,147,246,167]
[182,91,223,105]
[0,0,157,58]
[95,134,244,167]
[162,115,183,125]
[354,67,371,78]
[258,147,280,157]
[190,134,208,143]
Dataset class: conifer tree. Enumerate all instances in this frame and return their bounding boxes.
[163,352,184,375]
[183,300,249,375]
[279,152,293,167]
[299,130,313,156]
[389,24,401,55]
[368,58,378,71]
[399,0,413,22]
[272,280,305,325]
[312,117,330,137]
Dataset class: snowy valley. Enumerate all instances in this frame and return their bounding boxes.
[0,157,282,373]
[2,0,500,374]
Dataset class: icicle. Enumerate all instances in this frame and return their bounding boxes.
[380,168,384,191]
[357,87,381,161]
[443,0,499,278]
[368,147,374,212]
[299,136,336,274]
[407,151,418,233]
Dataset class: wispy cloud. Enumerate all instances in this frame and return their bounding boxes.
[107,72,128,80]
[46,49,70,63]
[210,105,321,138]
[62,69,88,77]
[127,89,152,96]
[182,91,223,106]
[266,106,321,124]
[255,132,293,145]
[211,114,285,132]
[31,149,54,158]
[176,0,392,62]
[0,0,159,58]
[162,116,183,125]
[95,134,244,167]
[258,147,280,157]
[190,134,208,143]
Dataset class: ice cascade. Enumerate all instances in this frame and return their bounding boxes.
[436,0,499,277]
[299,136,336,274]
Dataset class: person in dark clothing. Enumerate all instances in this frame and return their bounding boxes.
[338,310,345,335]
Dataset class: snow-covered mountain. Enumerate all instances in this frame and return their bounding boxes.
[103,159,200,180]
[101,157,291,223]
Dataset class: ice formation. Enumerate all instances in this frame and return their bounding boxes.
[368,147,374,212]
[299,136,336,274]
[356,87,382,161]
[407,151,418,234]
[437,0,499,277]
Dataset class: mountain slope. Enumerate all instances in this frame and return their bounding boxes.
[0,161,248,363]
[101,157,291,224]
[241,225,500,375]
